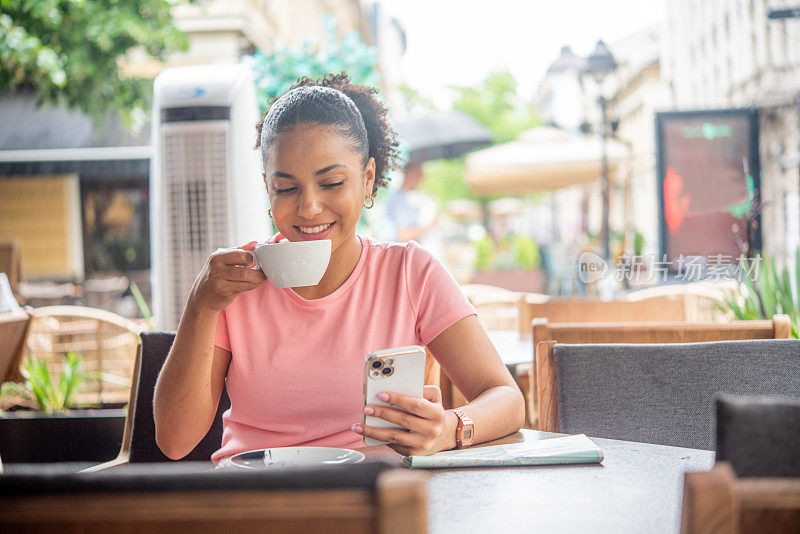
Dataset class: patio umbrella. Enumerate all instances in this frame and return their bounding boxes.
[395,110,493,163]
[464,126,629,195]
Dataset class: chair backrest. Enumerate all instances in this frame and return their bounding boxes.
[716,394,800,477]
[0,239,22,292]
[461,284,526,333]
[0,462,428,534]
[128,331,230,463]
[624,280,736,322]
[533,315,791,345]
[0,309,30,385]
[23,305,144,406]
[536,339,800,449]
[681,462,800,534]
[520,295,687,340]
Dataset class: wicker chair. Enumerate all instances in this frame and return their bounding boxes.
[21,306,145,407]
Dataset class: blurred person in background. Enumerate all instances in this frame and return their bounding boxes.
[387,161,443,258]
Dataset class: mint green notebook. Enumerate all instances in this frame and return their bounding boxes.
[404,434,604,469]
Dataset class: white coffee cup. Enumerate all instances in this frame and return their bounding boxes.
[249,239,332,288]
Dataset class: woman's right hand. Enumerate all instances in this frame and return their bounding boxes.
[188,248,267,313]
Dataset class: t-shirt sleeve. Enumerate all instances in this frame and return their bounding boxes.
[214,308,232,352]
[403,241,476,346]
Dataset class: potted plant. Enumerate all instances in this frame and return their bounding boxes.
[470,234,544,292]
[719,252,800,338]
[0,352,126,463]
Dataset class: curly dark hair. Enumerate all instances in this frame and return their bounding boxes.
[255,73,402,196]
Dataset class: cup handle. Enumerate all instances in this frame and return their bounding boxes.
[247,250,259,270]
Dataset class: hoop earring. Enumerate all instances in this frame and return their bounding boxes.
[268,209,272,219]
[364,197,374,209]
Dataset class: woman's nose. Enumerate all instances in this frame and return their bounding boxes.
[297,190,324,219]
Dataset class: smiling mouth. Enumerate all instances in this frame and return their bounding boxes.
[296,222,334,235]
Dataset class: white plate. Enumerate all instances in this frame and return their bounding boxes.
[229,446,366,470]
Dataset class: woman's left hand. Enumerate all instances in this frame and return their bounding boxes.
[353,385,455,456]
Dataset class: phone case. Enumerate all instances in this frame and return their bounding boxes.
[362,345,426,446]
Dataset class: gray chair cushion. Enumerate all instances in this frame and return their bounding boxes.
[553,339,800,450]
[715,394,800,477]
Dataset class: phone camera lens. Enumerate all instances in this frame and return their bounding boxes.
[381,367,393,376]
[371,360,382,369]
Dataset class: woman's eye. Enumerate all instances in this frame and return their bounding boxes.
[275,187,297,194]
[322,181,344,189]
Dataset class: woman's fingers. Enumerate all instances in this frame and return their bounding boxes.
[363,404,430,435]
[355,423,419,449]
[423,385,443,406]
[377,391,443,419]
[219,264,266,284]
[211,248,256,267]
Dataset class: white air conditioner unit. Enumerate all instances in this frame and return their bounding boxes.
[150,64,268,331]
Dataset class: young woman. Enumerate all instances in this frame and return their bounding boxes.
[153,74,524,463]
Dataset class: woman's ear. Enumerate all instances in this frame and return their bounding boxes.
[364,157,376,197]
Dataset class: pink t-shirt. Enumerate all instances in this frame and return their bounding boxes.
[211,236,475,462]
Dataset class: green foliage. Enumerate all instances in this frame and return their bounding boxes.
[419,158,470,205]
[451,70,541,145]
[721,252,800,338]
[415,70,542,205]
[245,14,378,115]
[633,230,646,257]
[0,0,191,125]
[474,234,541,271]
[0,352,85,413]
[474,236,495,270]
[397,82,436,115]
[511,235,541,269]
[129,279,154,331]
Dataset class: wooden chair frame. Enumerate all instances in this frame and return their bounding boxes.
[532,315,791,346]
[519,295,689,340]
[535,315,792,432]
[681,462,800,534]
[1,469,429,534]
[0,308,32,384]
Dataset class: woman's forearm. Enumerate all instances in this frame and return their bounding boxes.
[451,384,525,447]
[152,303,228,459]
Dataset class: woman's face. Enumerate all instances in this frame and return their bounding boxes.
[264,124,375,258]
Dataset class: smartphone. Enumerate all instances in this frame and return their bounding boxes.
[362,345,426,446]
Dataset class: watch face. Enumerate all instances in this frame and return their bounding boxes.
[464,428,473,439]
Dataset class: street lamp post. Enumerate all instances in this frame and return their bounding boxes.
[583,40,618,261]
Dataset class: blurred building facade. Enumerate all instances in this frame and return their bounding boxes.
[0,0,401,287]
[607,26,669,259]
[536,1,800,266]
[662,0,800,260]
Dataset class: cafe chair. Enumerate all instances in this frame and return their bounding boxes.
[680,462,800,534]
[0,308,31,385]
[529,315,791,432]
[624,280,736,322]
[519,294,688,341]
[532,315,791,345]
[0,462,429,534]
[715,394,800,477]
[20,305,144,407]
[536,339,800,449]
[86,331,229,470]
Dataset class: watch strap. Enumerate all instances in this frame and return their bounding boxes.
[453,407,474,449]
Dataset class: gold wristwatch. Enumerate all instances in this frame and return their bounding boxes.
[452,407,474,449]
